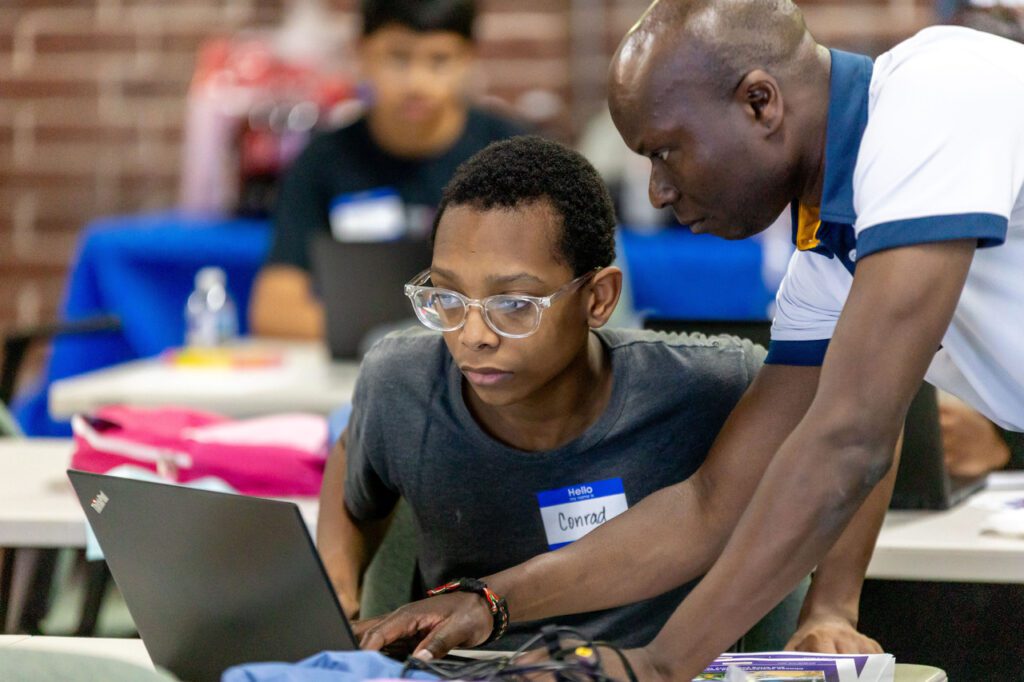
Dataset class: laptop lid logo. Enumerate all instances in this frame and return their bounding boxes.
[90,491,109,514]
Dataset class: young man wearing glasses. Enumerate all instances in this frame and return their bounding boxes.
[316,136,877,652]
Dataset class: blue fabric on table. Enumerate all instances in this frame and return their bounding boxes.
[12,212,271,436]
[12,216,772,437]
[619,226,772,320]
[221,650,438,682]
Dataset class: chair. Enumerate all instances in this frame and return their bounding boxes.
[0,402,21,437]
[0,402,22,632]
[359,500,419,618]
[0,315,121,635]
[0,314,120,408]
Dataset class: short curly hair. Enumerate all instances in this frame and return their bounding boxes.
[432,136,617,276]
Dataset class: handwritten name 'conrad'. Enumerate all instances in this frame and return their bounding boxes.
[558,506,607,531]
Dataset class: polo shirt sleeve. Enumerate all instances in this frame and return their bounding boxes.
[851,50,1023,259]
[765,249,852,366]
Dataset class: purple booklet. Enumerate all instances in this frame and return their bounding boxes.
[696,652,895,682]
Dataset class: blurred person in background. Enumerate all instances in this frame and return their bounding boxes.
[250,0,525,339]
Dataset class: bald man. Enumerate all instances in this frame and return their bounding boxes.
[355,1,1024,678]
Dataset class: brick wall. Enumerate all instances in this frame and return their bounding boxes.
[573,0,937,131]
[0,0,936,389]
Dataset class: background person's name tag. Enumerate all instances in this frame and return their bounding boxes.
[536,478,629,550]
[329,188,405,242]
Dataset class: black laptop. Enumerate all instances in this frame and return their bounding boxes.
[309,234,432,359]
[643,318,987,510]
[67,471,358,682]
[889,381,988,510]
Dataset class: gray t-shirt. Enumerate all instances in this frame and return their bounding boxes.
[344,327,764,648]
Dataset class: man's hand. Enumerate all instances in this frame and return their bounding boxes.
[356,592,493,660]
[249,265,325,339]
[356,598,669,682]
[939,393,1010,477]
[784,610,882,654]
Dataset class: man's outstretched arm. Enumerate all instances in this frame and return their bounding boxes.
[785,431,901,653]
[249,265,325,339]
[359,362,896,658]
[358,242,970,664]
[636,239,974,680]
[357,362,820,651]
[361,354,892,654]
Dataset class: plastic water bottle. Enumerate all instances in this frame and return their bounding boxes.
[185,267,238,347]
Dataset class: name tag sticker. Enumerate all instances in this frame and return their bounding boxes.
[329,188,405,242]
[536,478,629,550]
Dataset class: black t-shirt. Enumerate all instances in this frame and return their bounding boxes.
[266,107,526,271]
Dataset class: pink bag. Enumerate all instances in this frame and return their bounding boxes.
[71,405,328,497]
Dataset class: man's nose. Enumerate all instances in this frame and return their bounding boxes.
[460,304,499,350]
[404,60,436,93]
[649,163,680,209]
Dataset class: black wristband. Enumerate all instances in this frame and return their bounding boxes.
[426,577,510,645]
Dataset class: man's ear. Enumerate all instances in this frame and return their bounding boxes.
[586,266,623,329]
[734,69,784,136]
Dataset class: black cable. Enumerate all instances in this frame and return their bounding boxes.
[590,641,639,682]
[398,626,634,682]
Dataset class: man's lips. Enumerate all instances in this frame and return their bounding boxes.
[399,97,435,120]
[461,367,513,387]
[674,211,707,232]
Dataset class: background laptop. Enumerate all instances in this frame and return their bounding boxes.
[309,234,432,359]
[67,471,357,682]
[643,318,986,510]
[889,381,987,510]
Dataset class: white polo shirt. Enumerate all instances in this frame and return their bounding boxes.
[766,26,1024,431]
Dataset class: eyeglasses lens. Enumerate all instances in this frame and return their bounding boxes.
[410,290,461,331]
[484,296,541,336]
[410,290,541,337]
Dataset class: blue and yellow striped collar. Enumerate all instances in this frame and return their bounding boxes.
[792,49,874,249]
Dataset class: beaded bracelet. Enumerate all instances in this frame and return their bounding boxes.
[426,577,510,645]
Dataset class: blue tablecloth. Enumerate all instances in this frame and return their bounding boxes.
[13,215,772,436]
[619,227,772,320]
[13,212,270,436]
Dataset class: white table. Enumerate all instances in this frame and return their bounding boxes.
[48,341,359,419]
[867,490,1024,583]
[0,440,92,547]
[0,634,152,669]
[0,439,318,548]
[0,636,947,681]
[3,438,1021,583]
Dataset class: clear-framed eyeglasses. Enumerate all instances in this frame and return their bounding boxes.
[403,268,599,339]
